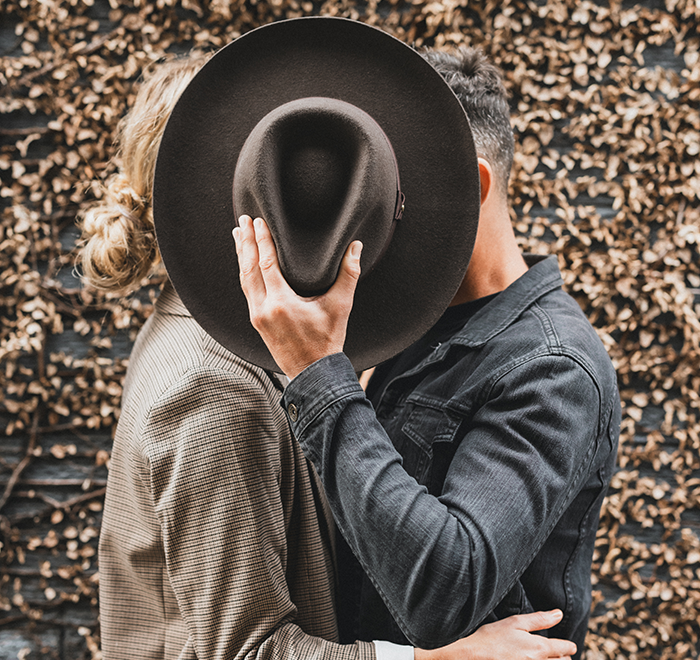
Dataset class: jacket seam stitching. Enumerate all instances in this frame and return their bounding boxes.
[294,389,362,440]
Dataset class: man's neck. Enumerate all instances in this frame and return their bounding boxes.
[450,205,528,306]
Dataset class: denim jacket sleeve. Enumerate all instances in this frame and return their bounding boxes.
[282,351,605,649]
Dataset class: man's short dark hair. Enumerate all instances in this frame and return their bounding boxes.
[422,47,514,195]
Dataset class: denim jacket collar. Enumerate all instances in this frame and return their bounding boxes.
[450,254,563,349]
[375,255,564,387]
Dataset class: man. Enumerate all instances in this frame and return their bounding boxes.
[234,46,620,659]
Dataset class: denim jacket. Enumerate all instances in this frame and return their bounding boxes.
[283,255,620,656]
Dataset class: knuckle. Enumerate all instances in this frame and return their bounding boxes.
[259,255,276,272]
[237,256,255,277]
[252,300,283,329]
[267,301,288,322]
[347,261,361,280]
[249,310,265,330]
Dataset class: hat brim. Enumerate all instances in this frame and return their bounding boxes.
[154,16,480,372]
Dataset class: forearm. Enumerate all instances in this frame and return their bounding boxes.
[284,355,489,647]
[284,353,598,649]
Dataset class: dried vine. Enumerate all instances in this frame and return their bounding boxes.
[1,0,699,658]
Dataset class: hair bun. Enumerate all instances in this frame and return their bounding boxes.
[77,52,208,293]
[107,175,147,224]
[78,175,157,292]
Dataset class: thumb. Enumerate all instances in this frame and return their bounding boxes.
[327,241,362,303]
[517,609,564,633]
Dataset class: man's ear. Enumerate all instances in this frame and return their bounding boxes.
[477,158,492,205]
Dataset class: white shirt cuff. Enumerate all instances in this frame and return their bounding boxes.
[373,640,415,660]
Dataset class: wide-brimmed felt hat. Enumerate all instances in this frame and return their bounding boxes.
[153,16,480,372]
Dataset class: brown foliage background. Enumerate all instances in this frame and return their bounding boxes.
[1,0,699,658]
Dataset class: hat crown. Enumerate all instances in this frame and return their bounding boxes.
[154,16,480,372]
[233,96,401,296]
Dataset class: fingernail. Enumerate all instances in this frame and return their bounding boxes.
[351,241,363,258]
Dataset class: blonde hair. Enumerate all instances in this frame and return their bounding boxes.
[79,51,210,292]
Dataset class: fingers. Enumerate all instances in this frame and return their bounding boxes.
[232,215,359,377]
[234,215,296,317]
[546,638,577,658]
[235,217,360,308]
[514,609,564,632]
[503,610,577,659]
[545,638,576,659]
[326,240,362,307]
[233,215,266,305]
[540,627,577,659]
[252,216,291,293]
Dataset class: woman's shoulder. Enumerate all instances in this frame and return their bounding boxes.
[122,305,280,427]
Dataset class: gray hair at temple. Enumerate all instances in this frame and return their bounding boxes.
[422,47,515,197]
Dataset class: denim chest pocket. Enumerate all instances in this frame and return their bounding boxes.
[399,404,461,492]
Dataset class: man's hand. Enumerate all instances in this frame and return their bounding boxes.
[233,215,362,379]
[414,610,577,660]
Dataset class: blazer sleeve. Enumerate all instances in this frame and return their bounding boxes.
[141,366,375,660]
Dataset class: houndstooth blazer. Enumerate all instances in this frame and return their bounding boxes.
[98,282,375,660]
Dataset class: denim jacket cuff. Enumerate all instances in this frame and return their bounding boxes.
[281,352,363,441]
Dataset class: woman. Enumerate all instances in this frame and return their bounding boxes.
[79,52,577,660]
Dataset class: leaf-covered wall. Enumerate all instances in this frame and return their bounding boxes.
[1,1,699,658]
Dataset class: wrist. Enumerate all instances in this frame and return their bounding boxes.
[283,352,339,381]
[276,341,345,380]
[414,643,475,660]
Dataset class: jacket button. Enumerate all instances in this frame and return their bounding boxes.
[287,403,298,422]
